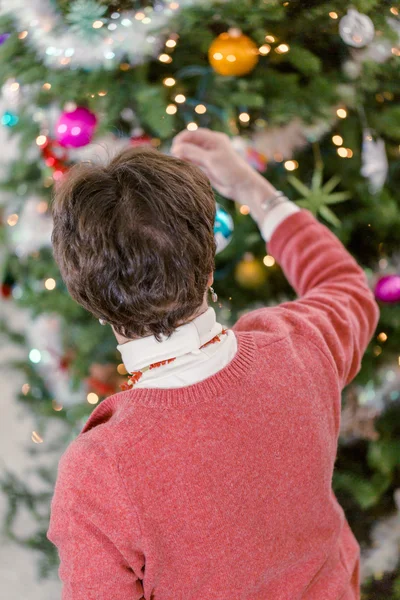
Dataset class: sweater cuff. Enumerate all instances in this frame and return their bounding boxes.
[266,208,316,257]
[260,201,301,242]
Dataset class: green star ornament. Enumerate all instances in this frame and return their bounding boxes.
[288,167,351,227]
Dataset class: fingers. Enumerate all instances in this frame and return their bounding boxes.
[172,127,227,149]
[171,141,211,169]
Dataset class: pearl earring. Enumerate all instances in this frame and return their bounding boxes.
[99,318,107,326]
[209,286,218,303]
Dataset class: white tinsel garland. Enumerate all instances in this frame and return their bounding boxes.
[26,314,85,407]
[360,489,400,581]
[0,0,205,69]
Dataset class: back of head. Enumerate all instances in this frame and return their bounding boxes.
[51,146,216,341]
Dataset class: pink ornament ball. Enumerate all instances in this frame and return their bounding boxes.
[55,107,97,148]
[374,274,400,303]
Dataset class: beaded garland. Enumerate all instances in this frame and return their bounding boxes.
[120,328,229,391]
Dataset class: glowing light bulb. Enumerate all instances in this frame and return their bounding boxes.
[195,104,207,114]
[175,94,186,103]
[36,134,48,146]
[265,35,275,42]
[284,160,298,171]
[45,278,56,290]
[263,255,276,267]
[332,135,343,146]
[29,349,42,363]
[239,112,250,123]
[163,77,176,86]
[166,104,177,114]
[159,54,172,63]
[259,44,271,55]
[92,20,103,29]
[337,108,347,119]
[276,44,289,54]
[166,39,177,48]
[7,214,18,226]
[337,147,347,158]
[87,392,99,404]
[329,11,338,19]
[187,122,198,131]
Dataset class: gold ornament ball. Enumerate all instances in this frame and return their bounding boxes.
[208,30,259,76]
[235,255,267,289]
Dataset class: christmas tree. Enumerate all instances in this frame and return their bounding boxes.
[0,0,400,594]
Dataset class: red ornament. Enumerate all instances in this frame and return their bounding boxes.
[130,133,153,147]
[59,349,75,371]
[1,283,12,298]
[40,137,70,179]
[87,377,116,396]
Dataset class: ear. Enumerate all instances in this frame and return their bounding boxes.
[207,272,214,288]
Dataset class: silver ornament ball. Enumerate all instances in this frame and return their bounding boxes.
[339,9,375,48]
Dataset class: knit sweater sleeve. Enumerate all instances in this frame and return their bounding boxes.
[47,436,145,600]
[233,208,380,390]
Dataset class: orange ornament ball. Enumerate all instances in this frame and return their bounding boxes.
[208,29,259,76]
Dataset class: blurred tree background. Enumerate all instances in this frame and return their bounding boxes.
[0,0,399,596]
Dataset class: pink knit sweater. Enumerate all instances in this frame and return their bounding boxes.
[47,209,380,599]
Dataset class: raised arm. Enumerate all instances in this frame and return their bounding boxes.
[172,128,380,390]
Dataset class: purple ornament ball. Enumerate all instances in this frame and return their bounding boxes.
[374,274,400,303]
[55,107,97,148]
[0,33,11,46]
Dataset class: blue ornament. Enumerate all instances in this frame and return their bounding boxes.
[214,203,233,254]
[1,111,19,127]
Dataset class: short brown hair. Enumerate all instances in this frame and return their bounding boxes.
[51,146,216,341]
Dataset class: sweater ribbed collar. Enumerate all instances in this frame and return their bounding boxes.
[82,332,256,427]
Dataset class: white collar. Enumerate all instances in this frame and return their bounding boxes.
[117,307,223,373]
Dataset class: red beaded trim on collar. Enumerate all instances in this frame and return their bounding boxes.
[120,328,228,391]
